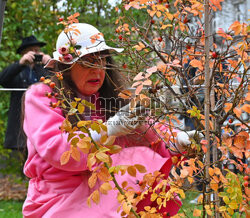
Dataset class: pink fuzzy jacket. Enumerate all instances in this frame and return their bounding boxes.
[22,83,181,218]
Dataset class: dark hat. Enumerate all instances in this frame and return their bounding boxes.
[17,35,46,54]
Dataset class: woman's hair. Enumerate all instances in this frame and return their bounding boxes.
[50,51,128,125]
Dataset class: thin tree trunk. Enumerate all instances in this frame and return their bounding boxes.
[0,0,7,45]
[204,0,211,216]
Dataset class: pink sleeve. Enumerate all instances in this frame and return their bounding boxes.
[24,83,88,171]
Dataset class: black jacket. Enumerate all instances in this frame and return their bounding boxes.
[0,61,49,150]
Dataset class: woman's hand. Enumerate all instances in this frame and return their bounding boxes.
[106,103,146,137]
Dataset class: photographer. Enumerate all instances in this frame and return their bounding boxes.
[0,35,51,151]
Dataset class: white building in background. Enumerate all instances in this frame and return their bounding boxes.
[213,0,249,31]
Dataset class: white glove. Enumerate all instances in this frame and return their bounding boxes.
[175,130,204,152]
[106,104,146,137]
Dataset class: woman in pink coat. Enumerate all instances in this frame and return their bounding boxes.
[22,23,194,218]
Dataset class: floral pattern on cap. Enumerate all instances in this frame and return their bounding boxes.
[58,40,82,63]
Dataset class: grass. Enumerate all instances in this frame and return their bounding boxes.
[0,200,23,218]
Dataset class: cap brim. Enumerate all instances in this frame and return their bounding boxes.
[45,44,124,70]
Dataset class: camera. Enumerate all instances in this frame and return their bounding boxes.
[34,54,43,63]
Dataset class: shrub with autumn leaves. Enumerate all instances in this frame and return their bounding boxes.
[42,0,249,217]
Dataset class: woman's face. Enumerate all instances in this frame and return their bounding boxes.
[70,54,106,96]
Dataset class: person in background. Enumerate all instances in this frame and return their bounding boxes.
[0,35,51,151]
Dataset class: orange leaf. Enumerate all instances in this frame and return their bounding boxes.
[245,93,250,101]
[99,182,112,194]
[229,21,242,35]
[193,209,202,217]
[88,173,97,188]
[134,164,147,173]
[133,72,144,81]
[70,146,80,162]
[202,145,208,153]
[210,179,218,191]
[92,190,100,204]
[224,103,233,113]
[118,90,132,99]
[135,84,143,95]
[127,166,137,177]
[233,107,242,118]
[87,153,96,170]
[142,79,152,86]
[60,150,71,165]
[208,167,214,176]
[97,167,111,182]
[146,66,157,74]
[190,59,203,71]
[241,104,250,113]
[234,136,246,149]
[180,169,189,178]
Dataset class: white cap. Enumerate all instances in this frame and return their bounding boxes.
[45,23,123,69]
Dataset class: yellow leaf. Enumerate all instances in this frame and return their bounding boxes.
[77,103,85,113]
[61,119,72,132]
[77,120,92,127]
[133,42,145,51]
[156,11,161,17]
[193,208,202,217]
[134,164,147,173]
[96,152,109,162]
[70,137,79,146]
[91,122,101,133]
[70,146,80,162]
[99,182,112,194]
[219,206,227,212]
[77,139,91,153]
[156,197,162,205]
[197,194,203,203]
[87,153,96,170]
[109,145,122,154]
[122,202,132,215]
[188,177,194,184]
[127,166,137,177]
[205,205,213,215]
[74,97,81,102]
[150,193,158,201]
[92,190,100,204]
[208,167,214,176]
[88,173,97,188]
[87,195,91,207]
[223,196,230,204]
[60,150,71,165]
[161,24,173,29]
[103,136,116,146]
[228,202,238,210]
[71,101,77,108]
[227,207,234,215]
